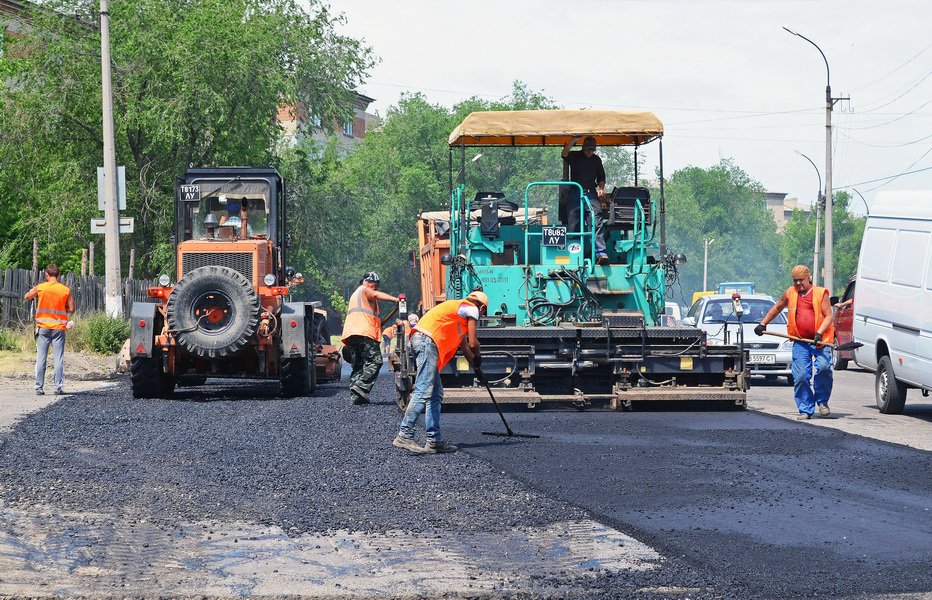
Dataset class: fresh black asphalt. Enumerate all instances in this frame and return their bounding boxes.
[2,371,931,599]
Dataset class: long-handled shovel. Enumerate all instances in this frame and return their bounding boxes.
[761,329,863,351]
[477,370,540,439]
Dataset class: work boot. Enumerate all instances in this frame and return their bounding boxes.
[423,439,458,454]
[796,413,812,420]
[818,404,830,416]
[392,435,425,454]
[35,388,44,396]
[596,254,610,266]
[350,384,369,405]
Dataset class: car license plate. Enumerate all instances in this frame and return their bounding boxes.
[748,353,776,364]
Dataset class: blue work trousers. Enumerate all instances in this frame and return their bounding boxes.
[35,328,66,393]
[791,342,833,416]
[566,189,607,257]
[398,332,444,443]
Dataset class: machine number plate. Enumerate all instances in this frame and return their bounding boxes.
[748,353,776,364]
[542,227,567,247]
[180,184,201,201]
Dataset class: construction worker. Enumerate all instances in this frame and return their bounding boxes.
[562,135,609,266]
[392,290,487,454]
[755,264,835,420]
[23,264,75,396]
[340,272,399,405]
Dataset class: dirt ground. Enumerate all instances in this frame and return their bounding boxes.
[0,350,119,432]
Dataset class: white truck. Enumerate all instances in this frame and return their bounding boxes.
[852,191,932,413]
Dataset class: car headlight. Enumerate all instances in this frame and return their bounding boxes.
[158,274,171,287]
[707,337,725,346]
[264,273,276,286]
[781,340,793,350]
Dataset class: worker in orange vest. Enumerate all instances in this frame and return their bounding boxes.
[24,264,75,396]
[340,272,399,405]
[755,264,835,420]
[392,289,487,454]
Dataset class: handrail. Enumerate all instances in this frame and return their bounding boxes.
[523,181,595,270]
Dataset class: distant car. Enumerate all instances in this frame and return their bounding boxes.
[832,278,856,371]
[664,301,683,326]
[683,293,793,384]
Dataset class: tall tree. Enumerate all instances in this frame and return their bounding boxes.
[0,0,373,275]
[664,159,783,304]
[780,191,865,295]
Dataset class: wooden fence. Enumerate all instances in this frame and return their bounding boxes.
[0,268,155,328]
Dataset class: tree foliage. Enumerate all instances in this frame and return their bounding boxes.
[0,0,373,274]
[780,191,865,295]
[664,159,783,303]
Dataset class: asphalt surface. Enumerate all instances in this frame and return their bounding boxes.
[1,369,931,598]
[444,381,932,599]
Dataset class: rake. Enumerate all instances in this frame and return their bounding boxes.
[476,370,540,439]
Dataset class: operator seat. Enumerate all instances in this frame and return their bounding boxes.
[607,186,652,232]
[476,191,518,238]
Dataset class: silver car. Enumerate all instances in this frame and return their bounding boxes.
[682,294,794,384]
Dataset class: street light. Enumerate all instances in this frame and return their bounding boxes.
[784,26,842,293]
[794,150,823,286]
[703,237,714,292]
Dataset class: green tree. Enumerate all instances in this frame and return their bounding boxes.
[780,191,865,295]
[0,0,373,275]
[664,159,783,304]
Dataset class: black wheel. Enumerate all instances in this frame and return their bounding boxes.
[833,348,849,371]
[876,355,907,414]
[785,373,795,386]
[130,356,174,398]
[166,266,259,359]
[280,321,317,398]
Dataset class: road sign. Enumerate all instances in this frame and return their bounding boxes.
[90,217,134,234]
[97,166,127,210]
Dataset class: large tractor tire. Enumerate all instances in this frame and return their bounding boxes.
[130,355,174,398]
[281,320,317,398]
[166,266,259,359]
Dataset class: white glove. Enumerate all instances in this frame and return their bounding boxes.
[66,320,74,330]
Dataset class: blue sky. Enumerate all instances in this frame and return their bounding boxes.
[332,0,932,215]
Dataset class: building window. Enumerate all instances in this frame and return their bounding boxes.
[342,119,353,137]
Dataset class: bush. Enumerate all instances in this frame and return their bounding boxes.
[0,327,24,351]
[70,313,129,354]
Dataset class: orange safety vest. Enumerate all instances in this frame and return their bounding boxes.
[785,285,834,342]
[341,285,381,343]
[412,299,473,370]
[35,281,71,331]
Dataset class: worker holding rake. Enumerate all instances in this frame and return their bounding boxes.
[755,265,835,420]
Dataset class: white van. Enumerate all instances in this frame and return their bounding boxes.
[852,191,932,413]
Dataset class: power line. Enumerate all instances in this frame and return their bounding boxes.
[837,129,932,148]
[854,68,932,113]
[850,41,932,92]
[836,162,932,190]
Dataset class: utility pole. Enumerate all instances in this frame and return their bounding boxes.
[784,27,848,294]
[703,237,714,292]
[100,0,122,317]
[794,151,823,287]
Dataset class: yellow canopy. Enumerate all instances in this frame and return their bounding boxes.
[448,110,663,147]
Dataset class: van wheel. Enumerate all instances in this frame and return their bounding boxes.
[876,355,907,414]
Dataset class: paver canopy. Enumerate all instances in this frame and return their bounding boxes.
[448,110,663,147]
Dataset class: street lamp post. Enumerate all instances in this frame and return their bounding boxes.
[784,27,843,294]
[794,150,823,287]
[703,237,714,292]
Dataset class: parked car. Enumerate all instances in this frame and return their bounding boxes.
[683,293,793,384]
[852,190,932,414]
[832,277,856,370]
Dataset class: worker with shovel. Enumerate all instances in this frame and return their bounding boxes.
[392,290,487,454]
[755,265,835,420]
